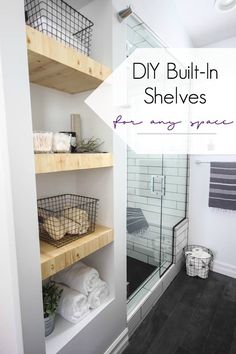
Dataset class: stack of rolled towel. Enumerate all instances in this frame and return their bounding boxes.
[53,262,109,324]
[42,207,90,241]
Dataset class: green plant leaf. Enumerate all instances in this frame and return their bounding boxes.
[43,281,63,316]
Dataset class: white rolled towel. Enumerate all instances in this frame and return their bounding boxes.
[53,262,99,296]
[88,279,109,309]
[56,284,90,324]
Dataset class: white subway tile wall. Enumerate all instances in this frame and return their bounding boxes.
[127,149,188,268]
[127,221,188,267]
[173,219,189,263]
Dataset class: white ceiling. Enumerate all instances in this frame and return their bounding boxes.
[174,0,236,47]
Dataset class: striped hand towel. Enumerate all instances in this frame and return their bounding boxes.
[209,162,236,210]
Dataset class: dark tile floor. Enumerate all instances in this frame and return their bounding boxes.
[127,257,157,299]
[124,269,236,354]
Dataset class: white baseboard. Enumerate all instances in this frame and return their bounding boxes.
[212,261,236,279]
[104,328,129,354]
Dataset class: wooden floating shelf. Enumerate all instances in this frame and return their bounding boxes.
[40,225,113,280]
[35,153,113,174]
[26,26,112,94]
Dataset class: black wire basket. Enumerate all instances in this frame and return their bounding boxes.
[25,0,94,56]
[183,245,213,279]
[37,194,98,247]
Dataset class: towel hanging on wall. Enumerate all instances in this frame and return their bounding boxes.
[209,162,236,211]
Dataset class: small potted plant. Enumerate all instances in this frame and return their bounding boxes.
[75,137,104,153]
[43,281,63,337]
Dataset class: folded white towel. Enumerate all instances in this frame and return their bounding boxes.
[56,284,90,324]
[88,279,109,309]
[53,262,100,296]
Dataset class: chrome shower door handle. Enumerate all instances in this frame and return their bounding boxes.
[150,175,166,198]
[161,175,166,197]
[151,175,155,193]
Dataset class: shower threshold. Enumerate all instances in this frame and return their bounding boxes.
[127,260,184,338]
[127,257,171,304]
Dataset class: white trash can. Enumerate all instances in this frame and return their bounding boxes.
[184,245,213,279]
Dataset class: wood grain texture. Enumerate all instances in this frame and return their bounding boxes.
[26,26,112,94]
[35,153,113,174]
[40,225,113,280]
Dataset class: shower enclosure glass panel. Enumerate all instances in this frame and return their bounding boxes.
[127,151,188,298]
[126,13,164,56]
[126,14,188,301]
[127,151,163,299]
[160,155,188,277]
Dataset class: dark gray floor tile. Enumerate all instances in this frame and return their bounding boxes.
[124,309,168,354]
[230,327,236,354]
[201,298,236,354]
[180,277,224,353]
[223,279,236,303]
[146,303,194,354]
[175,347,191,354]
[125,270,236,354]
[153,271,190,316]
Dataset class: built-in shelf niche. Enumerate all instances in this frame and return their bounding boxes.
[27,24,114,353]
[45,243,115,354]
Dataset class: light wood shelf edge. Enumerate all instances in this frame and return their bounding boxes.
[26,25,112,94]
[35,153,113,174]
[40,225,113,280]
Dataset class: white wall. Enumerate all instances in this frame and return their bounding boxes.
[113,0,192,48]
[0,1,45,353]
[189,155,236,277]
[0,46,24,354]
[189,36,236,278]
[204,35,236,48]
[77,0,113,66]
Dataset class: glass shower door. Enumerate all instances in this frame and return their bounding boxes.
[127,150,164,299]
[159,155,188,277]
[125,14,167,301]
[127,151,188,299]
[125,13,188,300]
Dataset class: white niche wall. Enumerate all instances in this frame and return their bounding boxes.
[31,84,113,225]
[30,81,115,351]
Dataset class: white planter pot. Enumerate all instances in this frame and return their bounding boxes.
[44,314,55,337]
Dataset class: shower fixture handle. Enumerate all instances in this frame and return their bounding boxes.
[151,175,166,198]
[117,6,132,21]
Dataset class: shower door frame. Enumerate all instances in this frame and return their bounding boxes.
[125,13,189,302]
[127,153,188,302]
